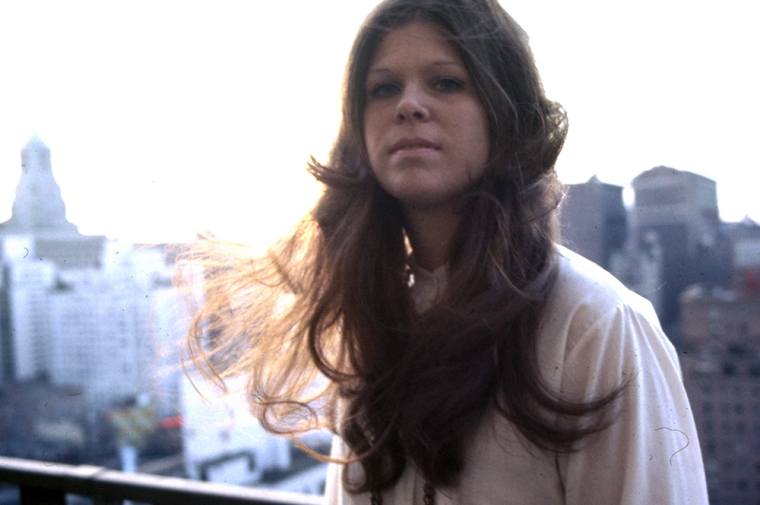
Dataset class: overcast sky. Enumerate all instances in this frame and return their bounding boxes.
[1,0,757,245]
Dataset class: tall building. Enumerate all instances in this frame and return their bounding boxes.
[3,244,56,381]
[560,175,627,271]
[0,133,104,384]
[680,218,760,503]
[630,166,728,327]
[0,263,11,382]
[46,248,151,410]
[0,134,184,416]
[0,132,78,236]
[722,217,760,296]
[0,133,105,269]
[630,166,719,255]
[681,286,760,503]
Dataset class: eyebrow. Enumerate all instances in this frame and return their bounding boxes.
[367,60,464,75]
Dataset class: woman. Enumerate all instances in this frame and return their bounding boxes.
[183,0,708,503]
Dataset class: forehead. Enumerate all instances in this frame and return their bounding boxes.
[369,21,463,70]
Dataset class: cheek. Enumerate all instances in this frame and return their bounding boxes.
[465,111,490,169]
[363,112,381,169]
[476,110,491,164]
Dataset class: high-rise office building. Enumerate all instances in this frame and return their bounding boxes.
[681,286,760,503]
[631,166,719,256]
[630,166,727,326]
[0,134,182,415]
[560,175,627,271]
[1,133,105,384]
[0,133,105,269]
[680,218,760,503]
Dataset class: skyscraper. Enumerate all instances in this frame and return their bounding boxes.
[630,166,727,326]
[560,175,627,271]
[630,165,719,259]
[0,132,105,268]
[1,132,77,235]
[0,134,180,415]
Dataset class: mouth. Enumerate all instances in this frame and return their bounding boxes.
[390,137,439,154]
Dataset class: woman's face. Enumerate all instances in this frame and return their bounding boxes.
[363,22,490,213]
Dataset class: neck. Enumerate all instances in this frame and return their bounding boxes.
[402,204,463,271]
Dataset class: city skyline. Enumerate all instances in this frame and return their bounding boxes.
[1,0,758,245]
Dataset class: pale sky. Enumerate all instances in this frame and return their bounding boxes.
[1,0,758,246]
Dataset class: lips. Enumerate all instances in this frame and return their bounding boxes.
[389,137,439,153]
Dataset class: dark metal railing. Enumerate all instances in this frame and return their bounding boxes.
[0,456,324,505]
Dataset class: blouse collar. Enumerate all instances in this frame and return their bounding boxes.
[409,260,448,313]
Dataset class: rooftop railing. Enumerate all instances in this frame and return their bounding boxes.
[0,456,324,505]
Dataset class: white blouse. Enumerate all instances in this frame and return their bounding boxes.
[325,247,709,504]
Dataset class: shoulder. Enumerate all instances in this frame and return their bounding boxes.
[550,245,658,322]
[544,249,708,503]
[539,246,679,393]
[542,245,662,344]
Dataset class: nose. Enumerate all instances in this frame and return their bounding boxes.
[395,86,430,123]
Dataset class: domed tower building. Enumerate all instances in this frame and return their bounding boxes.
[0,133,106,383]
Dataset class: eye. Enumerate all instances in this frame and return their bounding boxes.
[432,77,465,93]
[369,82,400,99]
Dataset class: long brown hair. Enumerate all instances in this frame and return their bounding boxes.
[180,0,620,495]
